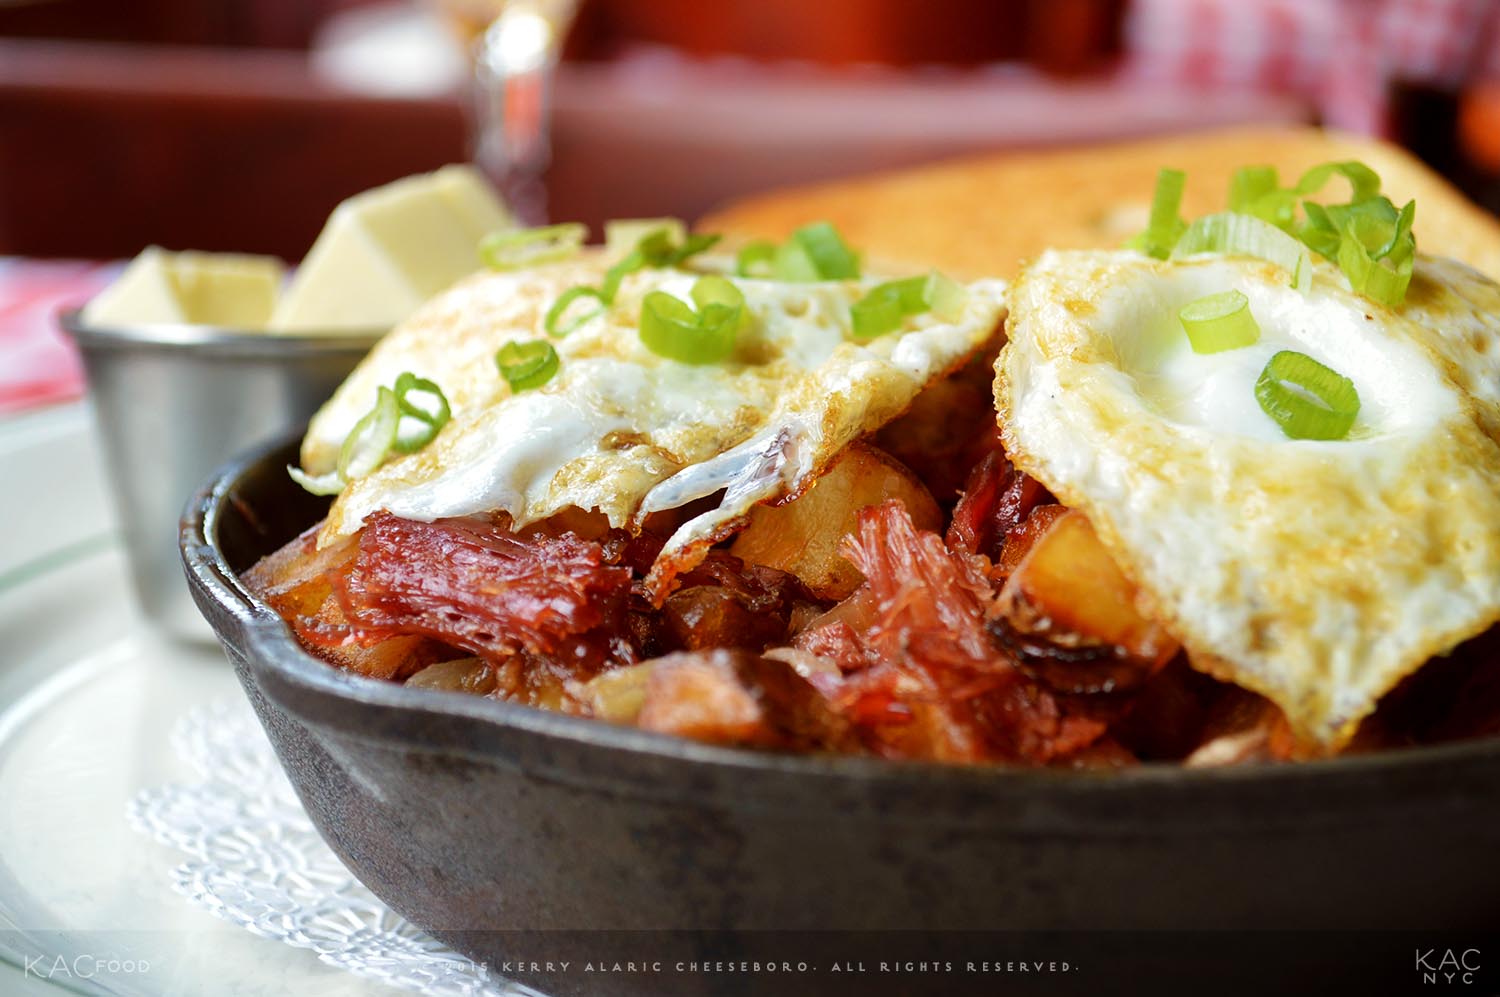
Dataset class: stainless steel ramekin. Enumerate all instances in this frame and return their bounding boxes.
[61,309,380,640]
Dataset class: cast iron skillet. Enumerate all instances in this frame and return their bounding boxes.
[182,435,1500,996]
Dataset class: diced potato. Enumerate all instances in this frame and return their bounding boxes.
[574,663,655,723]
[730,443,941,600]
[996,504,1069,576]
[635,651,770,744]
[300,590,445,681]
[324,632,442,681]
[998,509,1178,666]
[405,657,499,695]
[243,527,357,618]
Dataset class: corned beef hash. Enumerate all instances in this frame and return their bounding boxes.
[247,170,1500,767]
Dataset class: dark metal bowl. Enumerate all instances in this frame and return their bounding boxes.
[181,435,1500,996]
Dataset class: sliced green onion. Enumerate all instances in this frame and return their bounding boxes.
[338,386,401,481]
[479,223,587,270]
[645,230,721,267]
[1171,212,1312,292]
[1294,161,1382,204]
[1254,350,1361,441]
[496,340,560,391]
[1138,158,1417,307]
[772,222,860,281]
[692,274,753,336]
[1228,165,1279,213]
[287,373,446,494]
[1301,195,1416,307]
[1228,159,1415,306]
[1129,167,1188,259]
[600,249,645,302]
[594,226,723,304]
[850,276,925,340]
[735,240,778,277]
[390,372,451,453]
[848,270,966,340]
[393,372,450,424]
[599,251,643,303]
[605,218,686,257]
[545,285,607,336]
[639,288,739,364]
[924,269,969,321]
[1336,220,1415,308]
[792,222,860,279]
[849,283,907,340]
[772,238,821,281]
[1227,165,1301,231]
[690,274,745,311]
[1381,198,1416,260]
[1298,201,1343,258]
[287,465,343,496]
[1178,290,1260,354]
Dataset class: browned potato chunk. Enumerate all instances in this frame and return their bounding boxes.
[295,590,444,681]
[405,657,499,695]
[574,663,655,724]
[635,651,770,744]
[325,634,443,681]
[998,509,1178,668]
[243,526,356,618]
[730,443,940,600]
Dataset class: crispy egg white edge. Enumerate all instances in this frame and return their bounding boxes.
[997,248,1500,747]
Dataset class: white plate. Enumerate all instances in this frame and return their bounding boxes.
[0,404,408,997]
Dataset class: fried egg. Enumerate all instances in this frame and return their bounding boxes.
[998,249,1500,747]
[304,251,1005,597]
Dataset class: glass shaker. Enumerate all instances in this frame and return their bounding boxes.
[468,0,579,224]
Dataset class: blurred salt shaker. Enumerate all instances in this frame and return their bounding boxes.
[469,0,579,224]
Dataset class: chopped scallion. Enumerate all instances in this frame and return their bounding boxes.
[479,223,587,271]
[924,270,969,321]
[848,270,967,340]
[1143,160,1420,306]
[639,279,742,364]
[605,218,686,257]
[850,276,926,340]
[786,221,860,280]
[1178,290,1260,354]
[1129,168,1188,260]
[545,285,608,336]
[849,283,907,340]
[772,238,821,282]
[288,372,450,495]
[690,273,747,313]
[1171,212,1312,292]
[495,340,560,391]
[547,223,723,333]
[1253,350,1361,441]
[287,466,342,496]
[338,386,401,482]
[735,240,778,278]
[1294,161,1382,204]
[391,372,451,453]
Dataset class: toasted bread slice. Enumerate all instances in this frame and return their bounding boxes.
[702,126,1500,280]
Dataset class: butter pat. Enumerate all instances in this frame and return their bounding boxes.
[83,247,285,327]
[269,164,512,333]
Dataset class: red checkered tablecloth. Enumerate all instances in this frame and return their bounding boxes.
[0,259,115,415]
[1123,0,1500,133]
